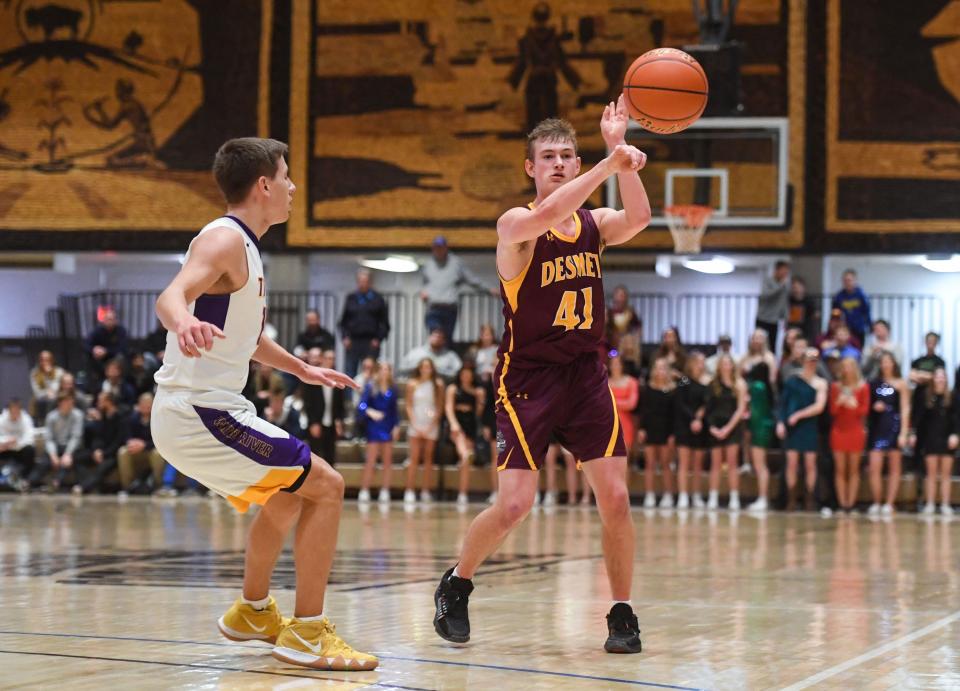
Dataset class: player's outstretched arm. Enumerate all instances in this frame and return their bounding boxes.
[155,229,241,357]
[497,144,643,246]
[593,95,652,247]
[253,335,358,390]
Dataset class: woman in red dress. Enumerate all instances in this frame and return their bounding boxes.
[829,357,870,513]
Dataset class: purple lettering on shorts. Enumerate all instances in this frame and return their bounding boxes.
[193,294,230,330]
[193,405,310,468]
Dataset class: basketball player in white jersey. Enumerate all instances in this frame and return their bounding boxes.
[151,138,377,671]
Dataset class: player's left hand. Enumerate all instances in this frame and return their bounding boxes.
[302,366,359,390]
[601,94,630,147]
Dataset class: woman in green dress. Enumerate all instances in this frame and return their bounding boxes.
[745,361,775,511]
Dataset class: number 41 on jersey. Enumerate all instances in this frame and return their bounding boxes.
[553,287,594,331]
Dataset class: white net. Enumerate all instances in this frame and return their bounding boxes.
[665,205,712,255]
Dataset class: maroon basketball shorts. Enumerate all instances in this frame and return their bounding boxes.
[494,352,626,470]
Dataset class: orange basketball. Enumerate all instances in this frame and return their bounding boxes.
[623,48,709,134]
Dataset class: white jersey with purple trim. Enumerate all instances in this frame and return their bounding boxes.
[154,216,266,395]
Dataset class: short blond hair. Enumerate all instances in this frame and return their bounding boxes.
[527,118,577,160]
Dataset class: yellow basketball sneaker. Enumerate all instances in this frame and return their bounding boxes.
[272,618,379,671]
[217,596,289,644]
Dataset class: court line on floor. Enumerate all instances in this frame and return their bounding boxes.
[780,609,960,690]
[0,648,432,690]
[0,631,704,690]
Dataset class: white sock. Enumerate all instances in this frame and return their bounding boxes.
[612,600,633,608]
[452,566,463,579]
[297,613,325,622]
[241,594,270,610]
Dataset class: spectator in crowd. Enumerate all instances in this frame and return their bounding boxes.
[72,391,127,495]
[652,326,686,379]
[101,358,137,411]
[705,334,737,377]
[866,352,909,516]
[740,328,778,389]
[302,348,344,464]
[339,269,390,377]
[816,308,861,352]
[787,276,820,342]
[446,364,485,506]
[820,325,861,363]
[58,372,92,412]
[543,442,586,506]
[479,353,500,505]
[471,324,499,381]
[640,357,676,509]
[154,463,201,498]
[401,328,463,380]
[117,393,164,495]
[755,260,790,352]
[778,348,828,512]
[350,356,377,439]
[832,269,871,347]
[829,357,870,514]
[29,350,64,421]
[357,362,399,503]
[405,358,444,504]
[674,352,709,510]
[28,393,84,490]
[909,331,944,388]
[126,352,156,397]
[908,331,945,455]
[262,383,303,438]
[861,319,904,381]
[781,328,801,367]
[85,307,130,389]
[608,355,639,463]
[910,368,956,516]
[142,320,167,373]
[705,354,747,511]
[606,285,642,353]
[420,235,493,344]
[293,310,335,360]
[745,360,776,513]
[0,399,35,489]
[247,363,285,417]
[780,337,830,385]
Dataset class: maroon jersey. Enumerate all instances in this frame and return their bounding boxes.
[497,207,605,370]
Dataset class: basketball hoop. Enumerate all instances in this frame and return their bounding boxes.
[665,204,712,255]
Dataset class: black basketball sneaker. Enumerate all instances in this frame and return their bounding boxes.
[604,603,642,653]
[434,566,474,643]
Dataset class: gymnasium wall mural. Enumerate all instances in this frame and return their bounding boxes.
[0,0,273,243]
[823,0,960,236]
[1,2,956,252]
[288,0,805,249]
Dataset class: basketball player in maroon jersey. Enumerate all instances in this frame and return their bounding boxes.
[433,96,650,653]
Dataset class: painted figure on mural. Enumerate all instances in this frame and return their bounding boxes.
[83,78,162,169]
[508,2,581,133]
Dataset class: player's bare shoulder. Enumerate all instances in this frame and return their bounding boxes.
[189,225,249,290]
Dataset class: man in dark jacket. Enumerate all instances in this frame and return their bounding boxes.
[72,391,128,495]
[340,269,390,376]
[85,307,129,391]
[293,310,335,359]
[302,349,345,463]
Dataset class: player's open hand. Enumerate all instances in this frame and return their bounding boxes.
[607,144,646,175]
[601,94,630,146]
[176,315,225,358]
[302,366,359,390]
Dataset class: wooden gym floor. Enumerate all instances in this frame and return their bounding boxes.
[1,496,958,690]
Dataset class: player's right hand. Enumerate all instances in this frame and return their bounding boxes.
[176,315,225,358]
[606,144,646,174]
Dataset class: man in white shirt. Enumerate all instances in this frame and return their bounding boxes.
[705,335,739,377]
[401,328,463,380]
[420,236,494,344]
[0,398,35,488]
